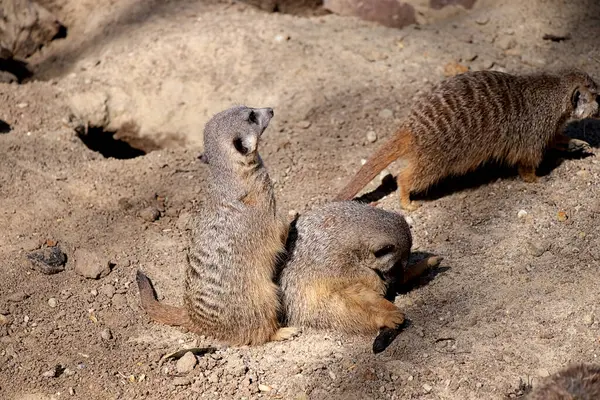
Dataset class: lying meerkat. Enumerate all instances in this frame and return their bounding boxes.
[137,105,296,346]
[279,201,441,353]
[526,363,600,399]
[335,69,599,210]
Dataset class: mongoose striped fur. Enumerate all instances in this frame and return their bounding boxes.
[335,69,599,210]
[279,201,441,352]
[137,105,296,345]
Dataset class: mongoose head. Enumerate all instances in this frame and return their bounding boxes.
[561,70,599,120]
[526,364,600,400]
[202,105,274,168]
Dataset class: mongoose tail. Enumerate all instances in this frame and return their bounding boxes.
[334,127,412,201]
[136,270,191,327]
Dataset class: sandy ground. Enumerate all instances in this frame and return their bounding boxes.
[1,0,600,399]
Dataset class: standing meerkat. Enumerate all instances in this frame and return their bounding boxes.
[279,201,442,353]
[526,364,600,399]
[137,105,296,346]
[335,69,599,210]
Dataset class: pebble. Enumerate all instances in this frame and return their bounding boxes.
[173,377,191,386]
[475,16,490,25]
[258,384,272,392]
[583,314,595,326]
[74,248,111,279]
[423,383,433,393]
[100,328,112,340]
[47,298,58,308]
[0,314,10,325]
[496,36,517,50]
[360,158,367,166]
[527,240,548,257]
[27,246,67,275]
[537,368,550,378]
[69,387,75,396]
[7,291,28,302]
[42,367,58,378]
[111,293,127,309]
[176,351,197,374]
[139,207,160,222]
[274,34,290,42]
[90,289,98,296]
[366,131,377,143]
[517,210,528,219]
[298,120,311,129]
[17,102,28,108]
[476,382,483,388]
[378,109,394,119]
[288,209,299,219]
[99,284,116,299]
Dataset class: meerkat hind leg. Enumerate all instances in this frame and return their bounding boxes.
[551,133,593,153]
[517,163,538,183]
[270,327,299,342]
[397,165,420,211]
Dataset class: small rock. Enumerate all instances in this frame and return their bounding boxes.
[74,248,111,279]
[259,384,272,392]
[476,382,483,388]
[176,351,197,374]
[100,328,112,340]
[297,120,311,129]
[63,368,75,377]
[378,109,394,119]
[360,158,367,166]
[537,368,550,378]
[17,102,28,108]
[288,209,299,219]
[173,377,191,386]
[42,366,59,378]
[423,383,433,393]
[517,210,528,219]
[583,314,595,326]
[557,211,568,222]
[139,207,160,222]
[0,314,10,325]
[496,36,517,50]
[208,372,219,383]
[68,387,75,396]
[7,291,28,302]
[27,246,67,275]
[47,298,58,308]
[475,16,490,25]
[274,34,290,42]
[90,289,98,296]
[527,240,548,257]
[111,293,127,309]
[328,370,336,380]
[99,284,116,299]
[366,131,377,143]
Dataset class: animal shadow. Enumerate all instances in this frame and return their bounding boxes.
[564,117,600,147]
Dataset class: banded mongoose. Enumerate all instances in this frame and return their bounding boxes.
[279,201,441,353]
[526,363,600,400]
[137,105,296,345]
[335,69,599,210]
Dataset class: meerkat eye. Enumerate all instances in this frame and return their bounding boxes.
[373,245,395,258]
[233,137,249,155]
[248,110,258,124]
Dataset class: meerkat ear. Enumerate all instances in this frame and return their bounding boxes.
[233,135,258,156]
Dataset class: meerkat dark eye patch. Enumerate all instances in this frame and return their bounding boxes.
[571,89,582,108]
[248,110,258,124]
[233,138,249,155]
[374,245,395,258]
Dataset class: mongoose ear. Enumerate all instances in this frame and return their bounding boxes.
[233,134,258,156]
[198,153,209,164]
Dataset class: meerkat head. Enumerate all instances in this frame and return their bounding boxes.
[561,70,599,120]
[202,105,274,167]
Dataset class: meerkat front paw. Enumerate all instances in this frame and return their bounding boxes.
[270,327,299,342]
[567,138,593,154]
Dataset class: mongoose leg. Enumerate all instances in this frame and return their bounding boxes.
[403,256,443,285]
[517,163,538,183]
[397,165,420,211]
[550,133,593,153]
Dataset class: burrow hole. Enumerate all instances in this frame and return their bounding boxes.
[76,122,162,160]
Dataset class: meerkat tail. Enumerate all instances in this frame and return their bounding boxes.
[136,270,191,327]
[334,128,412,201]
